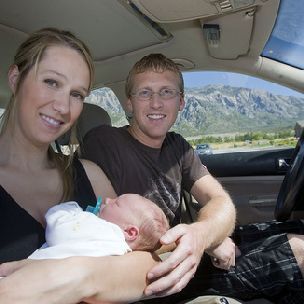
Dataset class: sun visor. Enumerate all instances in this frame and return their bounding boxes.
[129,0,257,23]
[0,0,172,63]
[201,8,255,59]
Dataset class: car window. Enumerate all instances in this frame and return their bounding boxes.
[88,73,304,155]
[85,87,128,127]
[262,0,304,69]
[179,71,304,154]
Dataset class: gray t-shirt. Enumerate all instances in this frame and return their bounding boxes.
[81,125,208,225]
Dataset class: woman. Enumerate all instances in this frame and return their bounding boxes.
[0,28,158,303]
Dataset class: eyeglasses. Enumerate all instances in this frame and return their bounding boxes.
[131,88,181,101]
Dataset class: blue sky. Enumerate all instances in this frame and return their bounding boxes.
[183,71,304,98]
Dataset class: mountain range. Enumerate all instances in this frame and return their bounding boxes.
[86,85,304,137]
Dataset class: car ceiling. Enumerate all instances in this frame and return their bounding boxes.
[0,0,303,110]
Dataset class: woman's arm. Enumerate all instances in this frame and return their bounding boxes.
[0,252,159,304]
[84,252,159,303]
[80,158,117,199]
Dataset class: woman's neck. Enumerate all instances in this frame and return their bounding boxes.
[0,128,51,171]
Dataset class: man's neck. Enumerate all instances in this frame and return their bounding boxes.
[127,126,165,149]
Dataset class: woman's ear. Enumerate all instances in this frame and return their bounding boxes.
[123,225,139,241]
[8,65,20,93]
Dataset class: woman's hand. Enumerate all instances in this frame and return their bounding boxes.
[144,222,206,297]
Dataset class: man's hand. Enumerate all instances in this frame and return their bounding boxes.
[207,237,241,270]
[145,222,206,297]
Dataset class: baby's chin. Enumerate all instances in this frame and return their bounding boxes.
[97,205,106,218]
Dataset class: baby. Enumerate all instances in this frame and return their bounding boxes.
[29,194,169,259]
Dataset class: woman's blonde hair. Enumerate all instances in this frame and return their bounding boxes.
[0,27,94,200]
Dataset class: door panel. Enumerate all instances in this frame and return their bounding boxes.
[218,175,283,224]
[200,148,293,177]
[199,148,293,225]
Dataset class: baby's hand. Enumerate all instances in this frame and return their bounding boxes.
[154,242,177,255]
[207,237,241,270]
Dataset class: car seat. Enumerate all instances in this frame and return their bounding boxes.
[55,102,111,152]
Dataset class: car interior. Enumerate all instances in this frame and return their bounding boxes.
[0,0,303,303]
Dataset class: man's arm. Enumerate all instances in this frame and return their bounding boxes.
[190,174,235,249]
[191,175,237,270]
[145,174,236,297]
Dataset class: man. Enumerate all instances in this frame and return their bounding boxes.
[81,54,304,303]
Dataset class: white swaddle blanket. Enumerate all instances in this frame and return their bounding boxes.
[29,201,131,259]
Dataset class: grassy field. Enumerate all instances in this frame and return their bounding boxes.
[192,137,298,151]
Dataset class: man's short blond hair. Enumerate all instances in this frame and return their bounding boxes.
[125,53,184,98]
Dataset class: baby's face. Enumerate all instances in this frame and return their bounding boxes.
[99,194,145,226]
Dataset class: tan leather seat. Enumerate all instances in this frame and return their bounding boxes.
[56,102,111,147]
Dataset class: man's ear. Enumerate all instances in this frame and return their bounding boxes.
[8,65,20,93]
[123,225,139,241]
[125,98,133,114]
[179,96,185,111]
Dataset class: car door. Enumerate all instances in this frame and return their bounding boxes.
[200,148,293,225]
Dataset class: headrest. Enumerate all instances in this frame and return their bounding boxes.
[57,103,111,146]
